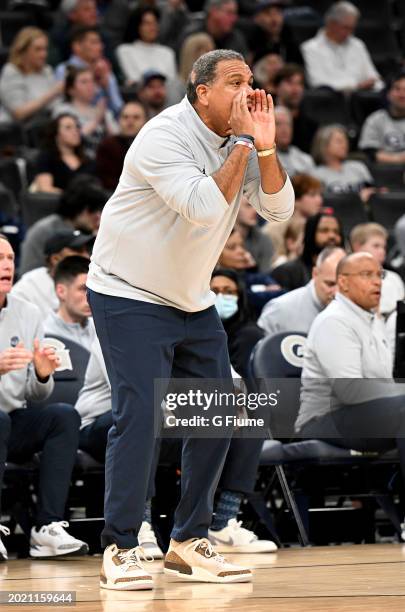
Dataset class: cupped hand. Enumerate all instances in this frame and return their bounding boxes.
[33,338,60,380]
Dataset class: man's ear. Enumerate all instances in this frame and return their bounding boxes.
[196,83,210,107]
[55,282,67,302]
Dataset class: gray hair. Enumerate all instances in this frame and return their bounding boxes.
[204,0,236,10]
[311,123,348,165]
[325,1,360,24]
[316,246,345,269]
[186,49,244,105]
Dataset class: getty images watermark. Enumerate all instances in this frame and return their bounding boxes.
[153,378,285,438]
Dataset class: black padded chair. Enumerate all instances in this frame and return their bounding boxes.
[301,89,352,128]
[323,192,369,238]
[251,331,402,545]
[370,164,405,190]
[20,190,61,228]
[369,191,405,232]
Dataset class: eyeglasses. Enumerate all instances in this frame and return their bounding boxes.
[340,270,386,280]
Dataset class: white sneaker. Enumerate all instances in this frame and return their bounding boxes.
[138,522,163,559]
[0,525,10,562]
[29,521,89,558]
[100,544,154,590]
[209,519,278,553]
[164,537,252,583]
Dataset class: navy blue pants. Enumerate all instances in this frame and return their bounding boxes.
[0,404,80,526]
[88,290,234,549]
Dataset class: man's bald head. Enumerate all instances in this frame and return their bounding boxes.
[337,252,383,311]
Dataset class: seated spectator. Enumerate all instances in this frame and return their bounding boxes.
[274,64,318,153]
[12,230,93,316]
[359,72,405,164]
[272,211,344,290]
[211,268,264,378]
[311,124,374,201]
[301,1,383,93]
[116,7,177,87]
[50,0,115,66]
[178,33,215,85]
[275,106,315,177]
[178,0,248,56]
[44,255,95,349]
[0,27,63,124]
[253,53,284,97]
[56,66,118,159]
[235,197,274,273]
[241,0,303,65]
[350,223,405,317]
[137,71,171,119]
[0,234,88,561]
[264,174,323,265]
[32,113,95,193]
[19,176,105,274]
[217,228,284,315]
[270,215,305,270]
[96,101,146,191]
[55,26,123,117]
[258,246,345,335]
[295,252,405,533]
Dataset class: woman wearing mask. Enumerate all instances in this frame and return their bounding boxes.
[210,269,264,380]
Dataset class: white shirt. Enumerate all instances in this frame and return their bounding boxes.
[116,40,177,84]
[44,311,96,352]
[0,294,54,413]
[88,96,294,312]
[258,280,323,336]
[380,270,405,317]
[75,338,111,429]
[296,293,404,430]
[11,267,58,317]
[301,30,383,92]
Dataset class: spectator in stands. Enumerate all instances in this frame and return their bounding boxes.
[235,197,274,273]
[178,33,215,85]
[295,253,405,522]
[217,228,284,315]
[178,0,248,56]
[12,230,93,316]
[0,27,63,124]
[350,223,405,317]
[272,210,344,290]
[270,215,305,270]
[50,0,114,65]
[55,26,123,117]
[311,125,374,201]
[44,255,95,349]
[116,6,177,86]
[211,268,264,378]
[253,53,284,97]
[359,72,405,164]
[241,0,303,65]
[0,234,88,562]
[96,101,146,191]
[264,174,323,264]
[274,64,318,153]
[275,106,315,177]
[19,176,105,274]
[137,71,170,119]
[258,246,345,335]
[56,66,118,159]
[301,1,383,93]
[32,113,95,193]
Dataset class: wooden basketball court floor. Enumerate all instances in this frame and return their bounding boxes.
[1,544,405,611]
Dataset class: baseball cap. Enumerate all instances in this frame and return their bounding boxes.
[44,229,93,257]
[141,70,167,88]
[254,0,289,13]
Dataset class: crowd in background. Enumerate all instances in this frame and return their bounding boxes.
[0,0,405,556]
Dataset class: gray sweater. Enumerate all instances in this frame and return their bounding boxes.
[88,96,294,312]
[0,294,54,413]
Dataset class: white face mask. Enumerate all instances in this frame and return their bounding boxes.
[214,293,238,320]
